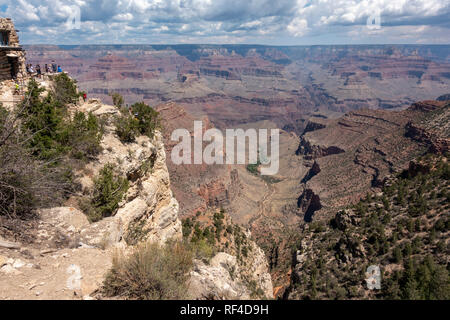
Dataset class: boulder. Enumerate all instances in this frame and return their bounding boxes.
[188,253,250,300]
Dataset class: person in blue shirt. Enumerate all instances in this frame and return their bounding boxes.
[57,65,62,73]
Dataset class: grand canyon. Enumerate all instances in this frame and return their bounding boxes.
[23,44,450,296]
[1,11,449,303]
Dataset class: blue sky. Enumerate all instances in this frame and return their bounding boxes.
[2,0,450,45]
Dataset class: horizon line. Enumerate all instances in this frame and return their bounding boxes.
[21,43,450,47]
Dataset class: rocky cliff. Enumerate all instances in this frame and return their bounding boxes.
[0,94,182,299]
[0,82,273,300]
[157,102,242,217]
[295,98,449,222]
[74,99,183,247]
[183,210,273,300]
[287,153,449,300]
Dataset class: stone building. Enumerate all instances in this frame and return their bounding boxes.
[0,18,26,81]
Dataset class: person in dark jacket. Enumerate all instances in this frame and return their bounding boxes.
[36,64,42,78]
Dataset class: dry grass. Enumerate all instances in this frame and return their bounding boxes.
[102,241,193,300]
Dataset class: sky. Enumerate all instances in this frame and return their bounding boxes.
[1,0,450,45]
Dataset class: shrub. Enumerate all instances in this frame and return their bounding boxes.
[130,102,161,139]
[115,113,139,143]
[0,105,70,218]
[246,161,260,175]
[110,92,124,109]
[52,73,80,105]
[187,238,215,262]
[61,111,103,160]
[21,80,66,159]
[103,241,193,300]
[82,164,129,222]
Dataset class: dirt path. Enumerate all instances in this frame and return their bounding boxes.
[0,207,114,300]
[248,179,276,228]
[0,246,111,300]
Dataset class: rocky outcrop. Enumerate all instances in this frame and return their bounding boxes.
[333,209,359,231]
[303,120,326,134]
[405,121,450,154]
[296,136,345,160]
[188,241,273,300]
[409,100,446,112]
[301,161,321,184]
[188,253,251,300]
[77,108,182,248]
[297,188,322,222]
[182,209,274,300]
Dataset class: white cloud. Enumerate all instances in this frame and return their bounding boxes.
[287,17,308,37]
[2,0,449,44]
[113,13,133,21]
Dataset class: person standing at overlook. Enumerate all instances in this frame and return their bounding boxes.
[36,64,42,78]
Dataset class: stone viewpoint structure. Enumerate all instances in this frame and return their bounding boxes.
[0,18,26,81]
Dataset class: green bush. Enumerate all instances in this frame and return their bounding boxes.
[81,164,129,222]
[61,111,103,160]
[109,92,124,109]
[103,241,193,300]
[131,102,162,139]
[115,113,139,143]
[187,238,215,262]
[115,102,161,143]
[0,105,70,218]
[21,80,66,159]
[52,73,80,105]
[246,161,260,175]
[21,79,103,162]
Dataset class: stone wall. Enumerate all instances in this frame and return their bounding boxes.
[0,18,26,81]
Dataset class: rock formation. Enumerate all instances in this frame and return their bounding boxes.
[294,99,449,222]
[24,44,450,135]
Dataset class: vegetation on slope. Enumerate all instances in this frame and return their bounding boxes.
[182,209,252,263]
[79,164,129,222]
[182,209,268,298]
[103,241,193,300]
[288,153,449,300]
[0,75,103,222]
[114,97,162,144]
[102,209,241,300]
